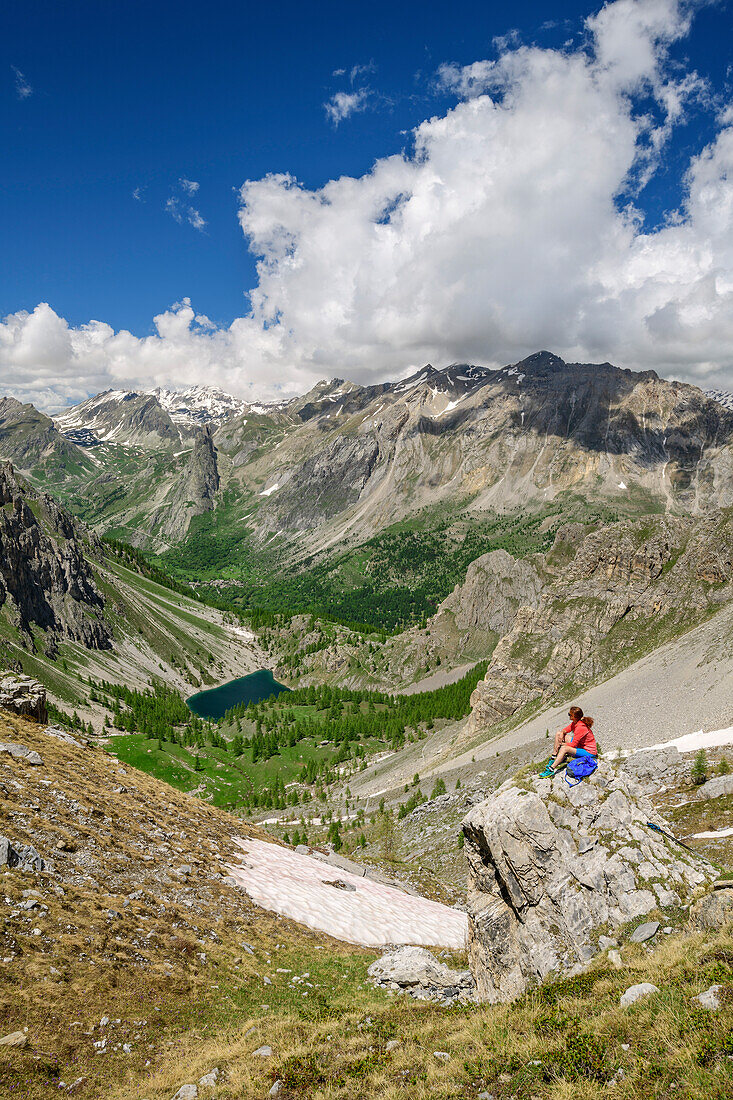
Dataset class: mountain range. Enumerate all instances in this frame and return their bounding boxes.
[2,353,732,565]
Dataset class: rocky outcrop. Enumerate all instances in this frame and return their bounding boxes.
[462,767,714,1003]
[0,834,47,872]
[0,463,111,652]
[0,674,48,723]
[436,550,544,637]
[148,428,221,543]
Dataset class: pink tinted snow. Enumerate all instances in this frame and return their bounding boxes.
[225,837,468,949]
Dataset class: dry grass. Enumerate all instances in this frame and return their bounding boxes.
[2,710,732,1100]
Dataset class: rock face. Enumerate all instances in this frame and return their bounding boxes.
[0,463,110,653]
[462,767,714,1003]
[0,674,47,723]
[150,427,221,542]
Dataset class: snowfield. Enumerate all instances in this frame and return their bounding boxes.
[225,837,468,949]
[639,724,733,754]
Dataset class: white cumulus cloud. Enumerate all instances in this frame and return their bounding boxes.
[2,0,733,413]
[324,89,369,125]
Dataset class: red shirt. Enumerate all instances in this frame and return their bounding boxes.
[563,719,597,755]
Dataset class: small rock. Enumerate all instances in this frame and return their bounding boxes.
[629,921,659,944]
[599,936,618,950]
[385,1039,400,1052]
[252,1045,272,1057]
[172,1087,198,1100]
[608,950,623,970]
[99,1016,109,1028]
[433,1051,450,1061]
[0,1031,27,1048]
[663,927,673,934]
[0,742,43,765]
[268,1083,283,1097]
[620,983,659,1007]
[695,984,722,1011]
[44,726,83,748]
[198,1067,219,1086]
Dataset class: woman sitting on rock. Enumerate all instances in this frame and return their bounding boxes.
[540,706,597,778]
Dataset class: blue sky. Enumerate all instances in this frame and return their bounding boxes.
[1,0,733,407]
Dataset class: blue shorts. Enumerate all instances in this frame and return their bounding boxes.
[574,747,597,759]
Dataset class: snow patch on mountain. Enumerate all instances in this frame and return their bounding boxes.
[152,385,250,427]
[705,389,733,411]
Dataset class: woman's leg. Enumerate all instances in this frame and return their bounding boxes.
[552,744,576,770]
[553,729,565,755]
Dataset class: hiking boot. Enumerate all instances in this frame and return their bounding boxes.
[539,765,554,778]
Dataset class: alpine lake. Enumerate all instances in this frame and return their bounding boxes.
[186,668,289,721]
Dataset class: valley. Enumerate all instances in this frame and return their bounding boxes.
[2,358,733,1099]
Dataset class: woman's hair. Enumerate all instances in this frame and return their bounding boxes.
[583,716,594,728]
[568,705,584,721]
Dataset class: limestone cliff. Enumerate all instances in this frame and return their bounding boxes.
[147,427,221,543]
[0,463,110,655]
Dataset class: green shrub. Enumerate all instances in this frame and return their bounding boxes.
[542,1032,609,1082]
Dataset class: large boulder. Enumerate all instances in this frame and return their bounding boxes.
[462,768,715,1003]
[699,774,733,800]
[367,945,474,1004]
[688,888,733,930]
[0,674,47,723]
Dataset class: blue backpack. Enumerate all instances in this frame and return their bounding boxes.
[564,755,598,786]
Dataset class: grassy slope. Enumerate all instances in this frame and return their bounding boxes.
[3,712,732,1100]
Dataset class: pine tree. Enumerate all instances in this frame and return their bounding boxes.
[691,749,708,785]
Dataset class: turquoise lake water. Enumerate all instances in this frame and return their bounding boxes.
[186,669,289,721]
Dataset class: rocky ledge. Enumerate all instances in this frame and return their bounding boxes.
[0,673,48,723]
[462,766,715,1003]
